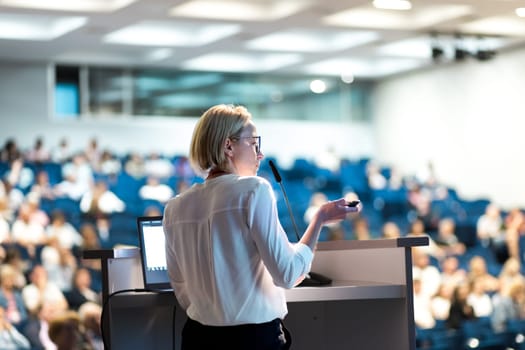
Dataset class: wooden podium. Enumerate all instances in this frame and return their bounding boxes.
[84,236,427,350]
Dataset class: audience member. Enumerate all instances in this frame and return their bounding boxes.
[2,248,28,289]
[413,274,436,329]
[22,265,68,315]
[84,138,102,172]
[78,224,101,271]
[98,150,121,178]
[352,216,372,240]
[123,152,146,179]
[47,211,83,251]
[440,255,467,291]
[477,202,504,248]
[30,170,56,201]
[24,192,50,227]
[11,203,48,258]
[41,239,77,292]
[435,218,466,256]
[25,137,50,164]
[381,221,401,239]
[0,305,30,349]
[407,183,437,232]
[366,161,387,190]
[467,255,500,293]
[54,153,94,201]
[78,302,102,350]
[173,155,195,179]
[0,180,24,221]
[446,282,476,330]
[0,215,9,244]
[143,152,173,179]
[413,249,441,299]
[491,280,525,333]
[504,208,525,262]
[65,268,100,311]
[430,283,453,321]
[5,157,34,192]
[22,301,61,350]
[0,139,22,164]
[498,257,525,296]
[48,310,95,350]
[79,181,125,221]
[138,176,174,204]
[52,138,73,164]
[467,278,493,318]
[0,265,28,327]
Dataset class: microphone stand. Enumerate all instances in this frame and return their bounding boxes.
[268,160,332,287]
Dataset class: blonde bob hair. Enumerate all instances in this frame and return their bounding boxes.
[190,104,252,175]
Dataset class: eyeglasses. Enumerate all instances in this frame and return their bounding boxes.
[232,136,261,154]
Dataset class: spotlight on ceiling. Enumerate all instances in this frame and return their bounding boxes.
[475,49,496,61]
[454,47,469,61]
[454,34,469,61]
[431,47,444,61]
[430,32,444,62]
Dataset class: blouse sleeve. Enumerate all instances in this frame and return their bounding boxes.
[246,179,313,289]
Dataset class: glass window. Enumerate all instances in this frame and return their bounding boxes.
[55,65,373,122]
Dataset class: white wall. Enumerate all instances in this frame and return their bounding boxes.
[0,61,375,170]
[373,47,525,209]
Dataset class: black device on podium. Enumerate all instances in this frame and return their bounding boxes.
[268,160,332,287]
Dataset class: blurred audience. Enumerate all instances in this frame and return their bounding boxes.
[435,218,466,257]
[446,282,476,329]
[0,265,28,327]
[0,305,30,349]
[54,153,94,201]
[138,176,174,204]
[25,137,50,164]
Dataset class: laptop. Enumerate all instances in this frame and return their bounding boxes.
[136,215,172,291]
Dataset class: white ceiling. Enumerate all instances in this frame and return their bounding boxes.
[1,0,525,79]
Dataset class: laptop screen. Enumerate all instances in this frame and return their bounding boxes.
[136,216,172,291]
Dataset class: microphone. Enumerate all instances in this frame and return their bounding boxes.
[268,160,301,242]
[268,160,332,287]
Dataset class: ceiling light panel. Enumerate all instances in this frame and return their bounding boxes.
[323,3,473,30]
[302,57,427,79]
[373,0,412,11]
[0,13,86,40]
[169,0,311,21]
[377,37,435,59]
[0,0,137,12]
[246,29,380,52]
[181,52,302,73]
[103,21,241,46]
[459,16,525,36]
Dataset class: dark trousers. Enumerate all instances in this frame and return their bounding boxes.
[181,317,292,350]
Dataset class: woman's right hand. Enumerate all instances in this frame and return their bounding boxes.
[317,198,362,225]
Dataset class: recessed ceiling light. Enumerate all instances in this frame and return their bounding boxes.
[181,52,302,73]
[145,48,173,62]
[169,0,311,21]
[0,0,136,12]
[515,8,525,17]
[303,57,426,78]
[373,0,412,11]
[459,16,525,36]
[0,13,86,40]
[103,21,241,46]
[323,4,472,30]
[246,29,379,52]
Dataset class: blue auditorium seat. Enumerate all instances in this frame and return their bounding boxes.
[462,317,512,349]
